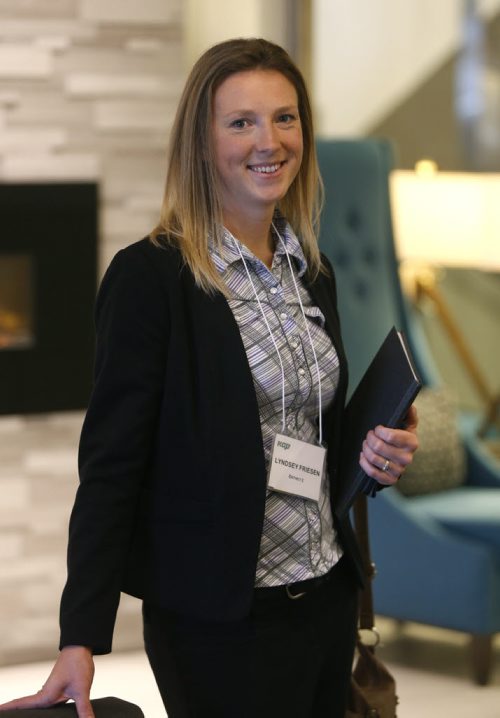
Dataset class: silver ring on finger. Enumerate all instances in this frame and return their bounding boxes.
[381,459,390,473]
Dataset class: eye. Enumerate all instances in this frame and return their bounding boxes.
[230,118,250,129]
[277,113,297,124]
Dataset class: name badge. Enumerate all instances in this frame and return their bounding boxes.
[268,433,326,502]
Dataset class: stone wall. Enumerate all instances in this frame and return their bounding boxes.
[0,0,183,666]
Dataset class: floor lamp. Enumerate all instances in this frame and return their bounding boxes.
[390,167,500,437]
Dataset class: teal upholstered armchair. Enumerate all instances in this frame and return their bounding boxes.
[316,138,500,684]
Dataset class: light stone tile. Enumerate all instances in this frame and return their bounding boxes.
[0,416,26,433]
[102,174,165,204]
[6,91,92,126]
[29,474,77,501]
[72,128,170,154]
[0,587,25,616]
[0,556,62,585]
[24,532,67,559]
[65,73,170,97]
[125,37,167,54]
[0,532,24,560]
[0,45,53,78]
[80,0,180,25]
[2,152,100,180]
[21,579,65,614]
[0,0,77,18]
[0,128,67,153]
[0,91,20,107]
[0,19,96,42]
[1,615,59,653]
[124,194,162,212]
[0,478,30,511]
[103,207,160,237]
[95,22,181,45]
[25,448,77,475]
[35,35,72,52]
[43,411,84,428]
[55,44,182,75]
[0,513,24,530]
[28,511,72,538]
[94,99,173,131]
[0,450,25,470]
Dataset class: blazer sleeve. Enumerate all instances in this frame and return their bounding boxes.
[59,242,170,654]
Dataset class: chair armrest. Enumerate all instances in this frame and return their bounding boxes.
[368,488,500,633]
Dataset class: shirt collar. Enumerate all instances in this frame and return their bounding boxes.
[271,215,307,277]
[209,212,307,278]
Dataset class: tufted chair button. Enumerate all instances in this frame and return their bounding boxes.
[333,248,349,268]
[354,279,369,299]
[363,247,377,265]
[347,208,361,230]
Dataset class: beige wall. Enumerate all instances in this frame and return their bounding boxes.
[185,0,290,67]
[313,0,500,137]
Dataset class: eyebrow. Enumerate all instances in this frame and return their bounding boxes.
[220,105,299,118]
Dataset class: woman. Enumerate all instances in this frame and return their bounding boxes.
[0,38,418,718]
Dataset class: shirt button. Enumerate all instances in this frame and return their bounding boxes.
[291,337,299,349]
[280,312,287,320]
[270,286,278,295]
[298,367,306,377]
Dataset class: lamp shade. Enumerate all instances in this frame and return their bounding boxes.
[390,170,500,271]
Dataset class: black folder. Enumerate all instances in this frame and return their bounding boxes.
[334,326,422,519]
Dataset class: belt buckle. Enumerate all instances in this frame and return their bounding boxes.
[285,584,307,600]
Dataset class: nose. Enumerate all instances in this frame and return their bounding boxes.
[255,120,280,153]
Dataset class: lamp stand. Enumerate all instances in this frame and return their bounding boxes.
[414,271,500,438]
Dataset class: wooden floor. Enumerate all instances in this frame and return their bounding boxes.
[0,618,498,717]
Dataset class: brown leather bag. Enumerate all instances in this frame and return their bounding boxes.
[345,496,398,718]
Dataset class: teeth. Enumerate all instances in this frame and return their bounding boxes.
[250,163,281,174]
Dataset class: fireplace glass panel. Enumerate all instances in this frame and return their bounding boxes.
[0,254,34,350]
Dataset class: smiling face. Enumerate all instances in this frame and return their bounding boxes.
[211,69,303,228]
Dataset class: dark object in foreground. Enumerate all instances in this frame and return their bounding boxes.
[0,697,144,717]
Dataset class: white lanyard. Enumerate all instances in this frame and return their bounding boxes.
[232,225,324,447]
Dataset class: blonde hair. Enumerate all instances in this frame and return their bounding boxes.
[151,38,324,294]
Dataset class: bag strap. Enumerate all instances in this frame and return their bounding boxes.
[353,494,376,631]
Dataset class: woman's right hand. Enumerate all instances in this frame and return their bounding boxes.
[0,645,95,718]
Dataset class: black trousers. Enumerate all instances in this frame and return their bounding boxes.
[143,557,358,718]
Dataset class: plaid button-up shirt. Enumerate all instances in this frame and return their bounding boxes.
[210,217,343,587]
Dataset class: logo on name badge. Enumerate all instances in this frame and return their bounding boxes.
[277,440,291,450]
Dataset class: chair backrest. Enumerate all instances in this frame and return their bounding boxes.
[316,139,413,394]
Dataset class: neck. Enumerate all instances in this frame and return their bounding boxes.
[223,209,275,268]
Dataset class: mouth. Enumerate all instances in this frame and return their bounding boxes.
[248,161,286,175]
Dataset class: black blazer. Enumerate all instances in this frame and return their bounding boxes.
[59,238,363,654]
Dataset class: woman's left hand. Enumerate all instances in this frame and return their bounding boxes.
[359,404,419,486]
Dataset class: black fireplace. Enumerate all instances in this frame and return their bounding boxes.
[0,183,98,414]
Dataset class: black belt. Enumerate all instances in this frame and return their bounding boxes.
[254,561,340,601]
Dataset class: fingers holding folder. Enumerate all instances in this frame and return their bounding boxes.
[359,404,419,486]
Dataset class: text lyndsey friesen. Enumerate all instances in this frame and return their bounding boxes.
[273,457,321,476]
